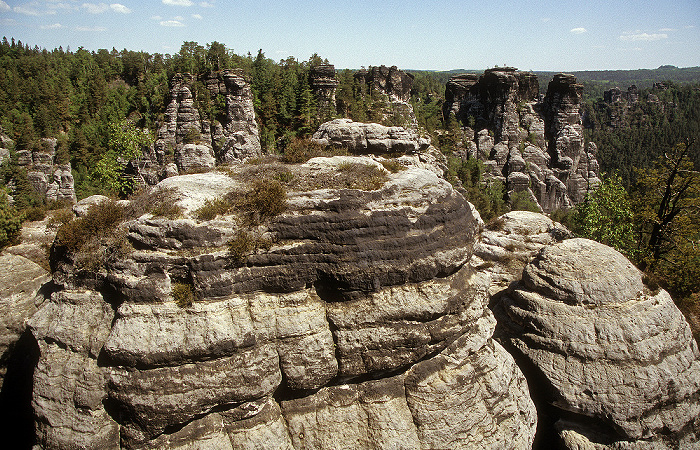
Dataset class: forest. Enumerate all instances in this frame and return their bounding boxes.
[0,38,698,324]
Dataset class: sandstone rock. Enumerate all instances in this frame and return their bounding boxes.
[443,70,600,213]
[312,119,429,155]
[0,254,49,390]
[309,64,339,121]
[28,289,119,449]
[353,66,418,127]
[73,194,110,217]
[29,159,544,448]
[470,211,572,295]
[497,238,700,445]
[175,143,216,173]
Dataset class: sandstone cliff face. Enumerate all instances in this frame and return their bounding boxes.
[151,70,261,182]
[444,69,601,212]
[309,64,339,122]
[355,66,418,128]
[31,156,539,448]
[11,138,76,204]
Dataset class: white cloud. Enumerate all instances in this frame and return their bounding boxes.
[75,25,107,31]
[110,3,131,13]
[173,15,184,20]
[200,1,214,7]
[0,1,11,12]
[162,0,193,6]
[47,2,79,11]
[160,19,185,27]
[658,28,676,32]
[151,15,162,20]
[41,23,63,29]
[619,33,668,42]
[192,13,202,19]
[82,3,109,14]
[541,17,550,23]
[570,27,587,34]
[14,6,43,16]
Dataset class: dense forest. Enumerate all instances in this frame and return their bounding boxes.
[0,38,698,320]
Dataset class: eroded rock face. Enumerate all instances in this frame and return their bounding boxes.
[312,118,430,155]
[13,138,77,204]
[495,238,700,447]
[443,69,600,213]
[309,64,339,121]
[152,70,261,179]
[354,65,418,128]
[31,159,538,448]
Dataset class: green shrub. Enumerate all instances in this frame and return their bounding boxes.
[228,230,255,262]
[0,190,22,249]
[172,282,195,308]
[194,197,232,221]
[22,205,47,222]
[509,190,540,213]
[273,170,295,183]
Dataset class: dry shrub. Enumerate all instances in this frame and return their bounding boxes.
[194,197,232,221]
[172,282,195,308]
[380,159,407,173]
[55,199,124,252]
[234,179,287,224]
[336,162,388,190]
[281,138,348,164]
[126,187,183,219]
[228,230,255,262]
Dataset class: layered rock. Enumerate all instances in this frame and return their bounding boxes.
[13,138,76,204]
[495,238,700,448]
[309,64,339,121]
[443,69,600,212]
[152,70,261,180]
[33,158,538,448]
[312,119,430,155]
[354,65,418,128]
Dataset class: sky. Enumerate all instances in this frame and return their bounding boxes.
[0,0,698,71]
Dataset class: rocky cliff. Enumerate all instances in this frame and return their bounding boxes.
[444,68,601,212]
[309,64,339,122]
[0,133,76,205]
[355,66,418,128]
[1,151,698,448]
[148,70,261,184]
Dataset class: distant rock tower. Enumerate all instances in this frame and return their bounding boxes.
[309,64,339,122]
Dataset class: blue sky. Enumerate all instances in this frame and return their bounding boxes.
[0,0,698,71]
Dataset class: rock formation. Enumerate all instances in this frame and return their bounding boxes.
[151,70,261,181]
[309,64,339,121]
[312,119,430,155]
[354,65,418,128]
[494,238,700,448]
[11,138,76,204]
[444,68,600,212]
[31,156,538,448]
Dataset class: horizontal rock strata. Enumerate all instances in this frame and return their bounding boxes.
[31,158,537,448]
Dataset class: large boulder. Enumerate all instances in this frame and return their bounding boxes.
[312,119,430,155]
[32,158,538,448]
[496,238,700,447]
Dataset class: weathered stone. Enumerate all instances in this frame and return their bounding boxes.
[28,289,118,449]
[312,119,429,155]
[175,143,216,173]
[0,254,49,389]
[497,238,700,444]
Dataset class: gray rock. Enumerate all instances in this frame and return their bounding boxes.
[0,254,49,389]
[497,238,700,444]
[312,119,429,155]
[175,143,216,173]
